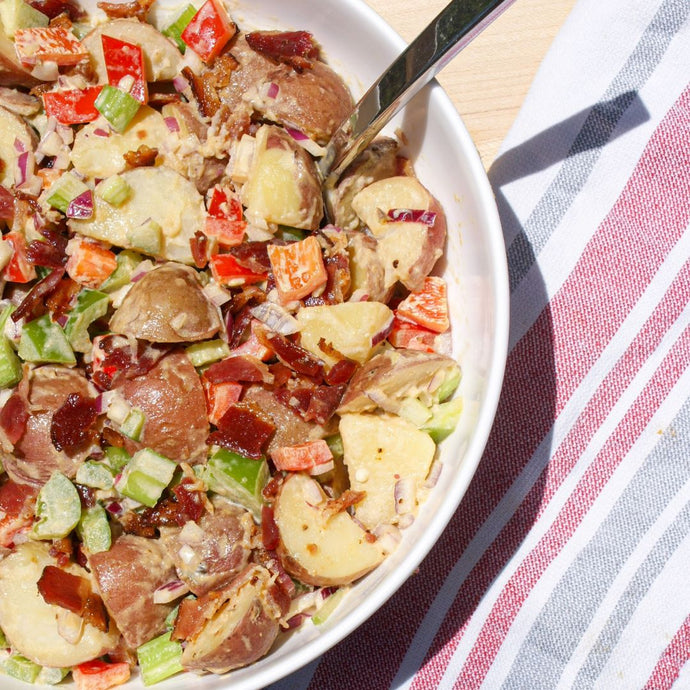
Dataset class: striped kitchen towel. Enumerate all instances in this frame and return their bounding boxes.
[272,0,690,687]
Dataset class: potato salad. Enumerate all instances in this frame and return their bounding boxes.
[0,0,462,686]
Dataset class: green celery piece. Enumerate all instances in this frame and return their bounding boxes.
[95,85,141,133]
[1,654,41,683]
[32,471,81,539]
[137,631,183,686]
[162,4,196,53]
[46,172,89,214]
[104,445,132,472]
[421,396,463,443]
[96,174,132,206]
[36,666,69,685]
[115,448,176,507]
[100,249,143,292]
[63,288,109,354]
[0,304,21,388]
[120,407,145,441]
[313,587,349,625]
[185,339,230,368]
[277,225,308,242]
[434,365,461,403]
[204,449,268,520]
[18,313,76,365]
[0,625,7,647]
[75,460,115,489]
[77,503,112,554]
[127,218,163,255]
[325,433,343,458]
[0,0,48,34]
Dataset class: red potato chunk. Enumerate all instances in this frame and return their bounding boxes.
[88,534,177,648]
[119,350,209,464]
[4,366,98,486]
[161,499,257,596]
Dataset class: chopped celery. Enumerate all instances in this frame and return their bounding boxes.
[36,666,69,685]
[18,313,76,365]
[325,433,343,458]
[1,654,41,683]
[162,4,196,52]
[115,448,176,507]
[120,406,145,441]
[96,174,132,206]
[63,288,109,354]
[434,366,461,403]
[94,85,141,133]
[0,304,21,389]
[277,225,308,242]
[32,471,81,539]
[77,503,112,554]
[0,0,48,33]
[396,397,433,427]
[0,625,7,647]
[127,218,163,255]
[75,459,115,489]
[46,172,89,214]
[204,449,268,520]
[312,587,349,625]
[421,397,463,443]
[185,339,230,368]
[137,631,184,686]
[104,445,132,472]
[100,249,143,292]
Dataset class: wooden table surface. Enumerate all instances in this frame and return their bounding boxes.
[364,0,578,169]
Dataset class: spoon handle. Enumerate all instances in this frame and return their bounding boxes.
[319,0,517,186]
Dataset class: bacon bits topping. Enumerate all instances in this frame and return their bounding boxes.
[207,404,275,459]
[50,392,99,453]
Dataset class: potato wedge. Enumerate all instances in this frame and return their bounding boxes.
[109,263,222,343]
[69,166,205,264]
[0,541,119,668]
[295,301,393,367]
[274,472,385,586]
[0,104,37,188]
[81,18,182,83]
[179,565,282,674]
[71,106,169,179]
[339,413,436,530]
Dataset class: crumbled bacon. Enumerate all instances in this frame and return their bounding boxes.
[45,277,80,321]
[190,230,210,269]
[253,546,295,601]
[11,267,65,323]
[229,241,272,274]
[0,479,37,517]
[0,185,14,223]
[260,505,280,550]
[96,0,153,20]
[208,404,275,459]
[324,358,358,385]
[303,252,350,306]
[50,392,99,453]
[172,481,205,523]
[275,383,344,425]
[27,227,68,268]
[0,392,29,445]
[259,330,324,381]
[49,536,74,566]
[28,0,83,19]
[322,489,366,521]
[245,30,319,72]
[92,336,168,390]
[37,565,109,632]
[123,145,158,169]
[182,66,221,119]
[226,304,253,349]
[204,355,273,384]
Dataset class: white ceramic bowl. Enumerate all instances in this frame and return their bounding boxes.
[5,1,508,687]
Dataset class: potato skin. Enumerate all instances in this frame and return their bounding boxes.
[119,350,209,464]
[177,565,282,674]
[89,534,178,649]
[4,366,98,486]
[109,263,222,343]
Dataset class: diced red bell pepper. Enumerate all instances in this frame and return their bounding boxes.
[204,186,246,246]
[209,253,267,287]
[14,26,87,66]
[202,375,242,426]
[266,235,327,303]
[65,237,117,289]
[228,319,273,361]
[42,86,103,125]
[3,232,37,283]
[395,276,450,333]
[181,0,236,63]
[72,659,131,690]
[388,316,437,353]
[101,35,147,103]
[270,439,333,473]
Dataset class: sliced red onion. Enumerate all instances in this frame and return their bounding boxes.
[373,524,402,554]
[285,127,326,157]
[130,260,154,282]
[66,190,94,219]
[309,459,335,476]
[92,128,110,138]
[31,60,58,81]
[202,282,232,307]
[397,513,415,529]
[172,74,189,93]
[348,288,370,302]
[394,477,416,515]
[14,151,29,186]
[164,117,180,133]
[56,123,73,146]
[387,208,437,226]
[56,313,68,328]
[105,501,123,516]
[285,126,308,142]
[371,314,394,346]
[424,459,443,488]
[153,580,190,604]
[250,301,300,335]
[283,612,310,630]
[266,82,279,99]
[13,138,25,153]
[302,478,324,507]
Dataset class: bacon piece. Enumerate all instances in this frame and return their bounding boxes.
[0,185,14,224]
[324,358,358,385]
[322,490,366,521]
[204,355,273,384]
[37,565,109,632]
[0,479,37,517]
[260,505,279,551]
[229,241,271,274]
[303,251,350,307]
[45,276,80,321]
[11,267,65,323]
[96,0,153,20]
[304,384,346,425]
[0,392,29,445]
[27,227,68,268]
[190,230,210,269]
[182,65,220,118]
[50,392,99,453]
[28,0,84,20]
[245,30,319,72]
[123,144,158,168]
[208,404,274,459]
[260,330,324,381]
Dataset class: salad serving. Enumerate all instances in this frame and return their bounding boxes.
[0,0,465,686]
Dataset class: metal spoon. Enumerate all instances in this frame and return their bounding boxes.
[319,0,517,195]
